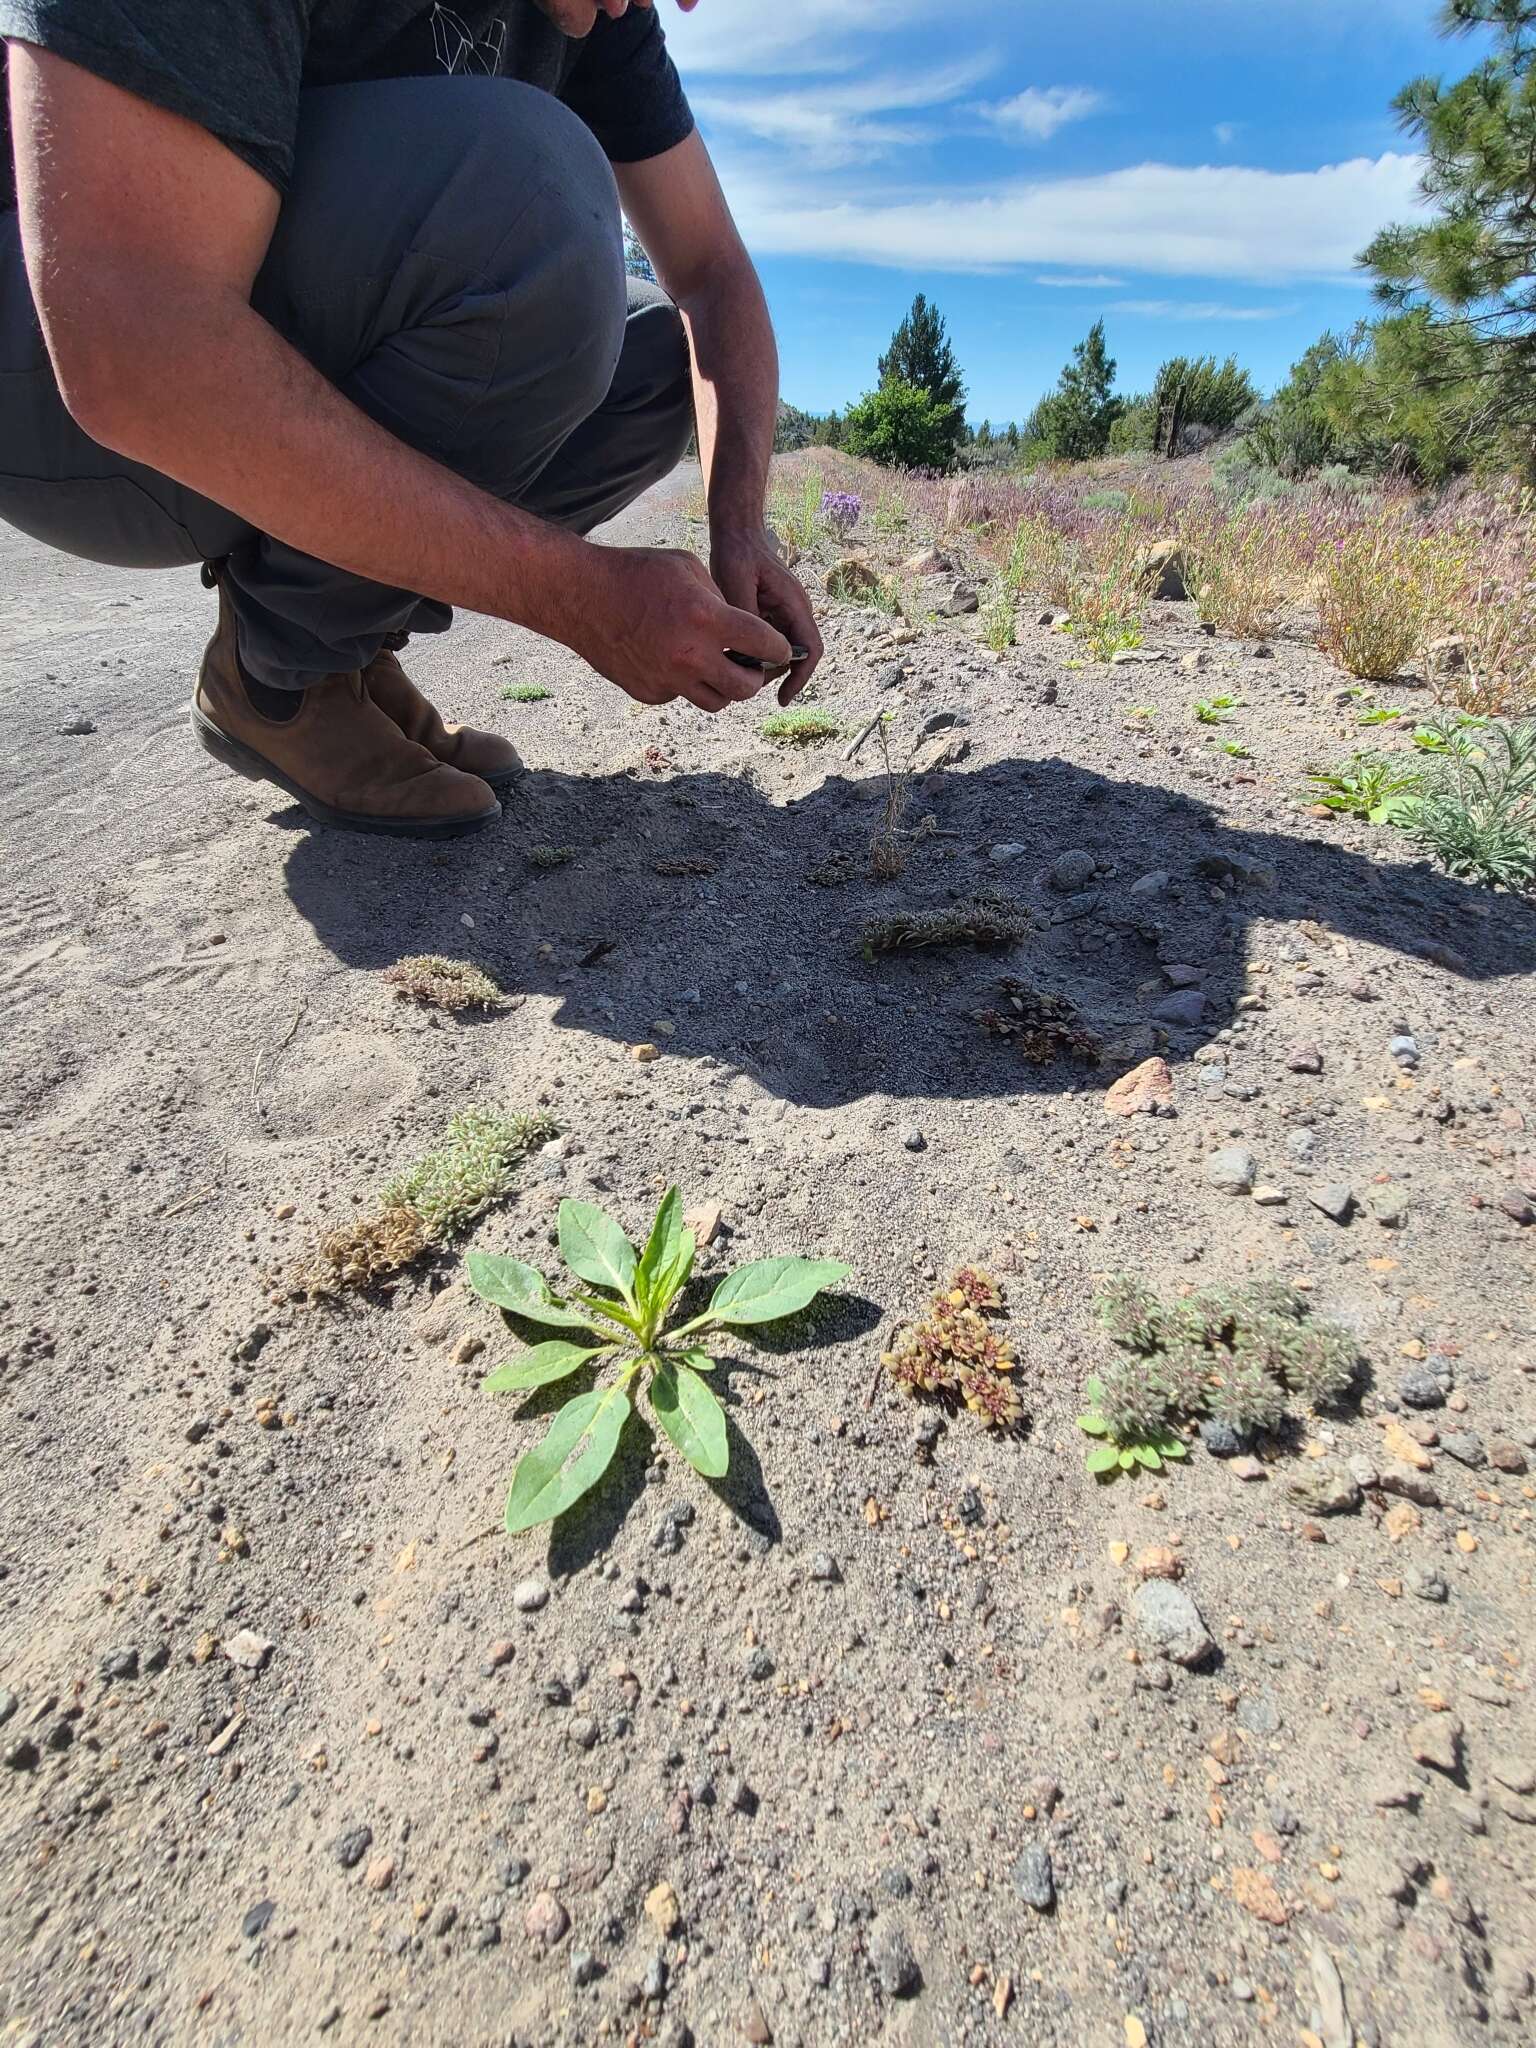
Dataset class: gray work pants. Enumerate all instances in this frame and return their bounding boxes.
[0,77,693,686]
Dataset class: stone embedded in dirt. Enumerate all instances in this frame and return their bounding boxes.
[1152,989,1207,1028]
[1252,1185,1289,1207]
[1439,1431,1485,1467]
[1230,1456,1268,1482]
[807,1551,841,1583]
[223,1629,274,1673]
[1286,1042,1324,1074]
[1200,1418,1249,1458]
[1488,1438,1528,1474]
[1232,1866,1289,1925]
[899,1126,926,1153]
[242,1900,276,1939]
[57,712,96,735]
[524,1891,569,1947]
[902,546,952,576]
[1204,1146,1258,1196]
[870,1924,922,1996]
[98,1646,139,1681]
[1378,1467,1439,1507]
[940,579,980,616]
[1103,1056,1175,1119]
[1398,1369,1445,1409]
[1389,1034,1420,1069]
[1407,1567,1449,1603]
[1010,1844,1055,1911]
[825,556,880,601]
[645,1880,682,1937]
[1286,1463,1362,1515]
[1308,1184,1356,1224]
[990,841,1027,863]
[685,1201,722,1246]
[1406,1716,1462,1774]
[1367,1185,1410,1228]
[1138,538,1190,600]
[743,2000,774,2043]
[331,1823,373,1870]
[364,1855,396,1892]
[513,1577,550,1613]
[1491,1756,1536,1795]
[1128,868,1170,897]
[1048,849,1097,893]
[1131,1580,1214,1668]
[1162,963,1203,989]
[0,1690,16,1728]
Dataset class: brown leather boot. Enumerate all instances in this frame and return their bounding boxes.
[363,647,522,793]
[190,588,500,839]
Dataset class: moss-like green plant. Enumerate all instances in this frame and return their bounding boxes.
[469,1188,849,1535]
[383,955,505,1012]
[761,707,841,744]
[860,895,1029,957]
[501,682,552,702]
[1193,694,1243,725]
[296,1105,554,1296]
[1078,1274,1360,1481]
[527,844,574,869]
[882,1267,1023,1430]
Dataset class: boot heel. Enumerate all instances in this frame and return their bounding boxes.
[190,702,267,784]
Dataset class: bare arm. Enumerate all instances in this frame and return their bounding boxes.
[7,44,787,710]
[620,132,824,697]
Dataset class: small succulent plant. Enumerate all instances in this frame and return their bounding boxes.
[978,979,1102,1065]
[1078,1273,1360,1482]
[882,1267,1023,1429]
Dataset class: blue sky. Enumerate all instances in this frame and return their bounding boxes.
[661,0,1462,426]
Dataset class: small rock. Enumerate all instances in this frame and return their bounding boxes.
[1406,1716,1462,1774]
[1152,989,1207,1028]
[242,1900,276,1939]
[1398,1369,1445,1410]
[1139,538,1189,601]
[1128,869,1170,898]
[870,1924,922,1997]
[513,1578,550,1613]
[525,1891,569,1947]
[1049,849,1097,893]
[1406,1567,1448,1604]
[807,1552,841,1583]
[1367,1185,1410,1229]
[223,1629,274,1673]
[1490,1757,1536,1796]
[1131,1580,1214,1668]
[1308,1184,1355,1224]
[364,1855,397,1893]
[903,546,952,576]
[332,1824,373,1870]
[1389,1034,1420,1069]
[1200,1418,1249,1459]
[1286,1043,1324,1074]
[57,712,96,736]
[569,1948,602,1988]
[1204,1146,1258,1196]
[899,1126,926,1153]
[1230,1456,1268,1482]
[1010,1844,1055,1911]
[1251,1185,1289,1207]
[742,2001,774,2044]
[941,579,979,616]
[0,1690,16,1728]
[645,1880,682,1937]
[1439,1431,1485,1468]
[1285,1463,1362,1516]
[1103,1056,1175,1119]
[1488,1438,1528,1474]
[98,1647,139,1682]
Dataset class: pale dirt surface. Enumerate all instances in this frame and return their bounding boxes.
[1,466,1535,2048]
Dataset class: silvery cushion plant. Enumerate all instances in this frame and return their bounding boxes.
[467,1188,850,1535]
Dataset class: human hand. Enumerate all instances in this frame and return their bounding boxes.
[561,544,793,713]
[710,527,824,704]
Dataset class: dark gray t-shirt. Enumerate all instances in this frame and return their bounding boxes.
[1,2,693,203]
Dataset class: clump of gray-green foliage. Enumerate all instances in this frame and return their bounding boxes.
[1077,1275,1360,1480]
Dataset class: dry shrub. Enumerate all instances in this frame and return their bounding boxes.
[1314,518,1465,681]
[860,894,1030,955]
[1178,507,1300,639]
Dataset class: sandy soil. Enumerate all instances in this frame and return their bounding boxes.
[1,467,1534,2048]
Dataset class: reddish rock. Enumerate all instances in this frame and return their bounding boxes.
[1104,1056,1175,1118]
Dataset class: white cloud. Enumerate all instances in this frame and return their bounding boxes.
[664,0,960,76]
[1035,272,1126,287]
[981,86,1105,143]
[692,59,995,169]
[1110,298,1300,320]
[716,152,1426,280]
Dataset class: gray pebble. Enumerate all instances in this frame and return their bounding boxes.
[899,1126,926,1153]
[513,1577,550,1613]
[1153,989,1208,1028]
[1200,1417,1249,1458]
[1398,1369,1445,1410]
[1010,1844,1055,1911]
[870,1923,921,1996]
[1049,849,1097,893]
[1131,1580,1214,1668]
[807,1551,841,1583]
[1308,1183,1355,1224]
[1439,1431,1486,1468]
[1204,1145,1257,1195]
[332,1823,373,1870]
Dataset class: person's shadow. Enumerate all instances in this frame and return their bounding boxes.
[280,754,1536,1106]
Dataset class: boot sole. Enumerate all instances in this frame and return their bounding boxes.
[191,703,501,839]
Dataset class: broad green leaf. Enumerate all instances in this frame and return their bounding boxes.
[1084,1444,1120,1475]
[481,1340,607,1394]
[465,1253,606,1333]
[658,1229,697,1315]
[650,1362,729,1479]
[1076,1413,1109,1436]
[1084,1378,1105,1405]
[574,1291,643,1337]
[675,1346,717,1375]
[1118,1448,1137,1469]
[1132,1443,1163,1470]
[1160,1437,1189,1461]
[504,1384,630,1535]
[634,1186,684,1315]
[691,1256,851,1329]
[558,1200,637,1300]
